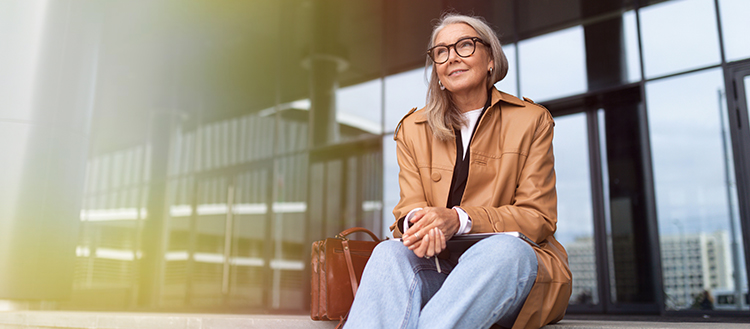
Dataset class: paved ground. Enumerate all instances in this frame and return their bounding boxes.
[1,311,750,329]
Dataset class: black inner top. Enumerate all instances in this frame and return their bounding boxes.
[445,95,492,208]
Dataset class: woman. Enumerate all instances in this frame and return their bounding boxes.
[344,13,571,329]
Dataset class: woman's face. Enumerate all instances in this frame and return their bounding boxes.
[433,23,493,97]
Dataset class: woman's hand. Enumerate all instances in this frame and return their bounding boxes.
[402,207,459,258]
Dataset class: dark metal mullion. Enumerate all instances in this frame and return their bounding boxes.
[636,91,665,314]
[633,0,666,314]
[587,108,610,314]
[713,0,728,67]
[718,71,744,310]
[737,70,750,309]
[725,63,750,310]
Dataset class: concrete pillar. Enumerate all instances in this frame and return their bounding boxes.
[307,0,348,148]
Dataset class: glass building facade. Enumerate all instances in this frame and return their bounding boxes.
[1,0,750,316]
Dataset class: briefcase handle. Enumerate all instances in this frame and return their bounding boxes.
[335,227,381,242]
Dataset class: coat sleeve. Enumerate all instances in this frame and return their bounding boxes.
[389,124,429,237]
[461,116,557,243]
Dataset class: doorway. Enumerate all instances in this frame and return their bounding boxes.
[546,85,663,313]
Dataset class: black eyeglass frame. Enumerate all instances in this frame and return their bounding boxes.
[427,37,488,64]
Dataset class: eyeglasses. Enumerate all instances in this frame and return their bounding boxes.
[428,37,487,64]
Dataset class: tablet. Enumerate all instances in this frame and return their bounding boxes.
[446,231,540,254]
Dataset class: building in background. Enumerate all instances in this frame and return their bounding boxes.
[569,231,743,310]
[660,231,739,310]
[1,0,750,317]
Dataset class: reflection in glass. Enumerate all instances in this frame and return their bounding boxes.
[495,43,518,97]
[601,92,653,304]
[553,113,598,305]
[274,103,308,154]
[647,69,748,310]
[639,0,721,78]
[71,146,149,309]
[228,170,268,309]
[583,12,638,89]
[623,11,641,83]
[384,67,430,133]
[382,134,399,238]
[191,176,229,307]
[360,150,384,237]
[718,0,750,62]
[336,79,383,140]
[519,26,587,101]
[597,109,616,304]
[270,155,307,310]
[163,175,194,307]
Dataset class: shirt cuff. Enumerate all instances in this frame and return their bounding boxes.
[403,207,423,233]
[453,206,472,235]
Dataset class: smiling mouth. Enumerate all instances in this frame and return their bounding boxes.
[449,69,467,76]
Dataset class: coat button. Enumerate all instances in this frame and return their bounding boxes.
[431,172,441,181]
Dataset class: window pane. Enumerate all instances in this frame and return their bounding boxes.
[623,11,642,82]
[192,176,229,307]
[640,0,721,78]
[495,43,518,97]
[519,26,587,102]
[553,112,598,305]
[382,133,399,238]
[719,0,750,62]
[229,169,268,309]
[336,79,383,141]
[384,67,429,134]
[270,155,307,310]
[646,69,748,310]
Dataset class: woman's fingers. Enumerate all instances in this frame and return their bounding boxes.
[412,233,429,257]
[407,227,447,259]
[404,226,425,247]
[409,210,425,223]
[439,227,446,250]
[430,227,445,257]
[405,207,459,242]
[425,228,437,257]
[407,227,427,251]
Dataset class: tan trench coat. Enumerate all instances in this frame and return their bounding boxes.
[389,88,572,329]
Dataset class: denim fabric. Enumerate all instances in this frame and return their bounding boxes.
[343,234,538,329]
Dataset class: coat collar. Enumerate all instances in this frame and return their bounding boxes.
[413,87,525,123]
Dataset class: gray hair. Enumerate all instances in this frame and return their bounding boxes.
[424,13,508,141]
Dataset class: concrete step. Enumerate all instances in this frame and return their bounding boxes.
[1,311,748,329]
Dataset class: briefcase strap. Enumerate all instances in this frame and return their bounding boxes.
[341,239,359,297]
[336,227,381,242]
[335,317,346,329]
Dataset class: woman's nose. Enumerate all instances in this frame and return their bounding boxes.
[446,46,459,62]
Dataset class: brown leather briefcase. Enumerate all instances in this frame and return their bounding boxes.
[311,227,382,322]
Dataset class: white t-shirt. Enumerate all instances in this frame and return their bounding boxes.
[459,107,483,160]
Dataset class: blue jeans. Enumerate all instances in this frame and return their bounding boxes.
[343,234,538,329]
